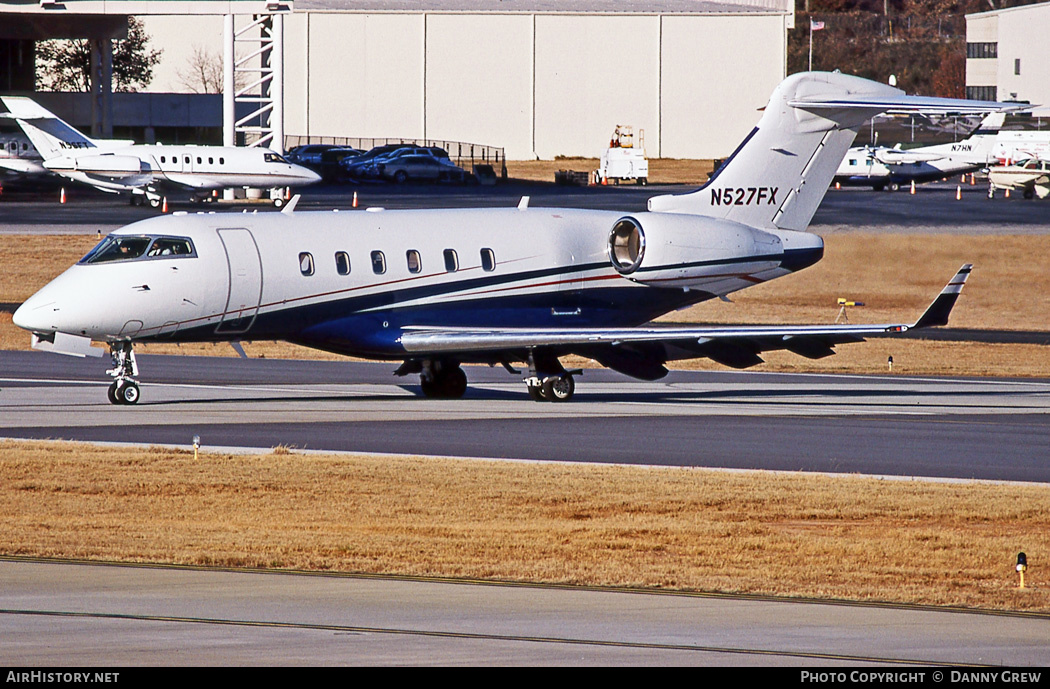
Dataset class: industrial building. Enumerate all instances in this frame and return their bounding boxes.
[966,0,1050,115]
[3,0,795,160]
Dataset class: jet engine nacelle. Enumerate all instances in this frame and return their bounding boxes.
[607,213,782,288]
[70,154,147,176]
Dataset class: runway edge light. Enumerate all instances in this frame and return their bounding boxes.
[193,435,201,461]
[1017,552,1027,588]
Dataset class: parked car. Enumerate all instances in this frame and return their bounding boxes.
[340,144,416,179]
[375,153,473,183]
[286,144,347,165]
[311,147,363,182]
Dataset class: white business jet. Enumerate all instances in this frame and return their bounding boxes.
[833,112,1006,191]
[0,129,48,177]
[14,72,1004,404]
[0,96,320,207]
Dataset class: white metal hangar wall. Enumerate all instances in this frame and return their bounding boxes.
[277,1,792,160]
[966,1,1050,116]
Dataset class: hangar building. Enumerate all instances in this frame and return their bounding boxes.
[966,0,1050,115]
[140,0,794,160]
[3,0,794,160]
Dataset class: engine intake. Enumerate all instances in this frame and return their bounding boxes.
[606,212,784,289]
[608,217,645,274]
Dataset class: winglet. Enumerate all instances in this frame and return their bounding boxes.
[912,264,973,329]
[281,194,301,214]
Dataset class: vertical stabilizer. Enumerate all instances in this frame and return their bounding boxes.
[647,72,1010,231]
[0,96,97,161]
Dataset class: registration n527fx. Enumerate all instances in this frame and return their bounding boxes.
[14,72,1002,404]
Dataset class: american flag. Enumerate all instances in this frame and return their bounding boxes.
[811,19,825,30]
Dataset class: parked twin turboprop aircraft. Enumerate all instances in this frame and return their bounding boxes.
[832,112,1006,191]
[14,72,1006,404]
[0,97,320,207]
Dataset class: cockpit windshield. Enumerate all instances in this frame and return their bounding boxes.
[80,235,196,264]
[264,153,289,164]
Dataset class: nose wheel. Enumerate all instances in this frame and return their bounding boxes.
[108,380,141,405]
[106,342,141,405]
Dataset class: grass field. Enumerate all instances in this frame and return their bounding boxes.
[1,440,1047,612]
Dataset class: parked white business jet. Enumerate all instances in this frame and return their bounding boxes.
[0,96,320,207]
[833,112,1005,190]
[14,72,1004,404]
[0,129,47,177]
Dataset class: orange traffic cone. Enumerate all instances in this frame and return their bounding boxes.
[910,180,915,195]
[60,187,66,203]
[352,191,358,208]
[956,185,962,200]
[161,197,168,213]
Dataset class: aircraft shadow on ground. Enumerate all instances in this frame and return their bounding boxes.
[119,382,1045,409]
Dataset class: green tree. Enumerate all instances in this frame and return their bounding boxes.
[36,17,162,93]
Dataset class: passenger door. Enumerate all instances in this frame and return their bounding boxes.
[215,228,263,334]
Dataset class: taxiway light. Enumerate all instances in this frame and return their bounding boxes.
[1017,552,1028,588]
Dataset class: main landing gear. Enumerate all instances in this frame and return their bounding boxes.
[524,372,579,402]
[401,353,580,402]
[524,350,579,403]
[419,359,468,399]
[106,342,141,405]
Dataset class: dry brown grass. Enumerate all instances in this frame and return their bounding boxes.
[3,233,1048,376]
[1,439,1046,611]
[505,158,716,185]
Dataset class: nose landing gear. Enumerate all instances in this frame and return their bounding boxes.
[106,342,140,405]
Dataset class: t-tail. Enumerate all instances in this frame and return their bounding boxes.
[1,96,99,161]
[647,71,1015,231]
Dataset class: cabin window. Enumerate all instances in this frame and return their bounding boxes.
[219,157,225,165]
[208,157,214,164]
[443,249,459,273]
[371,251,386,275]
[406,250,422,274]
[196,156,202,164]
[335,252,351,275]
[160,156,166,163]
[299,252,315,276]
[481,248,496,272]
[184,156,190,164]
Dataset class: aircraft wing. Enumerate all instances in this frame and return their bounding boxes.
[399,265,971,370]
[161,173,221,189]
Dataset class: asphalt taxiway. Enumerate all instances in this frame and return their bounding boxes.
[2,352,1050,483]
[2,177,1049,235]
[2,558,1047,666]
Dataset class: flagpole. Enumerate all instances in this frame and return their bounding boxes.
[809,22,813,71]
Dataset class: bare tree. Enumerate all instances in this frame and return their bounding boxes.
[176,44,224,94]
